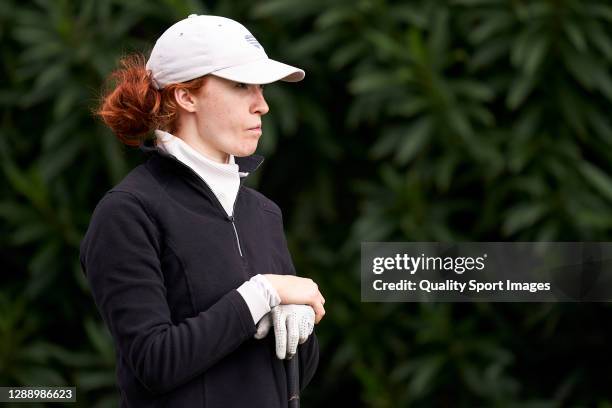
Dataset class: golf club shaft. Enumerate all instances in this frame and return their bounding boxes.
[285,354,300,408]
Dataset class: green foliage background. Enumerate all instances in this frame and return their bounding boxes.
[1,0,612,406]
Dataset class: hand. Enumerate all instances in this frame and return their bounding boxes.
[263,274,326,323]
[254,304,315,359]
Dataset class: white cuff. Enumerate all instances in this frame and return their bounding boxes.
[236,274,281,324]
[253,274,281,307]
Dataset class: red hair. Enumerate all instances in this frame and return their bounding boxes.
[95,53,206,146]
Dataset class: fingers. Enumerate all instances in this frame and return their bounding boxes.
[265,274,327,325]
[298,322,313,344]
[312,289,325,322]
[265,274,324,306]
[307,287,326,324]
[298,308,314,344]
[273,307,287,360]
[254,314,271,339]
[286,313,299,358]
[271,305,317,359]
[311,301,326,324]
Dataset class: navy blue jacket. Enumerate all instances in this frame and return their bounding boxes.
[79,140,319,407]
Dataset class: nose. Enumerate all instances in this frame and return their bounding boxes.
[250,86,269,116]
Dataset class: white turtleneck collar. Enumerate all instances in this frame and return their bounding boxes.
[154,129,246,217]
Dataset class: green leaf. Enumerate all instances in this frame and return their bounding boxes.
[54,85,84,119]
[314,6,353,29]
[503,203,548,236]
[408,28,427,64]
[329,42,367,70]
[40,138,84,183]
[451,0,505,5]
[465,104,495,127]
[19,41,63,64]
[97,128,128,184]
[0,201,36,222]
[28,240,61,278]
[394,117,432,165]
[587,4,612,23]
[286,31,335,58]
[13,366,65,387]
[389,4,428,28]
[33,61,68,91]
[511,27,539,68]
[564,21,588,52]
[513,107,541,140]
[408,354,445,397]
[435,153,459,191]
[78,371,116,390]
[579,162,612,203]
[558,87,586,135]
[468,11,514,45]
[586,108,612,146]
[251,0,320,20]
[11,222,49,246]
[85,319,114,359]
[446,108,473,140]
[387,97,427,118]
[42,113,79,150]
[12,26,51,44]
[1,160,48,208]
[428,7,449,71]
[594,69,612,103]
[523,36,548,75]
[506,74,535,110]
[364,29,406,60]
[451,79,495,102]
[585,22,612,61]
[349,71,397,94]
[469,35,512,71]
[371,127,403,159]
[562,47,600,89]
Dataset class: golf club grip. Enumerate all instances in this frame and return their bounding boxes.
[285,355,300,408]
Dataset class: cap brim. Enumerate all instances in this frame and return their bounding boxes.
[211,58,305,84]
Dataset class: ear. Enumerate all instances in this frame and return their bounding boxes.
[174,88,197,113]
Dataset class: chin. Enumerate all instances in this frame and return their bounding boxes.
[233,142,259,157]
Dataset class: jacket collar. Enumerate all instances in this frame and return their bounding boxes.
[139,138,265,174]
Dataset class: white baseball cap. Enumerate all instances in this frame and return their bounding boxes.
[146,14,305,89]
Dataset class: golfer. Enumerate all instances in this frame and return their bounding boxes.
[79,14,325,407]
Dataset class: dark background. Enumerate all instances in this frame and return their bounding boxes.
[1,0,612,406]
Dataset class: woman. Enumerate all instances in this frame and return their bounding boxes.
[79,14,325,407]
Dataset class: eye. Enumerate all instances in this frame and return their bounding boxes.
[235,82,248,89]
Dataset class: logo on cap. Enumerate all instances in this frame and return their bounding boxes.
[245,34,262,49]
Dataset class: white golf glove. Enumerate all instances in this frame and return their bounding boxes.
[254,304,315,360]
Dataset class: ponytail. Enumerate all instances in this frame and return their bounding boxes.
[95,54,207,146]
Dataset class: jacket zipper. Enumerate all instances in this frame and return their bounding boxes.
[165,155,245,258]
[229,216,243,257]
[229,187,244,257]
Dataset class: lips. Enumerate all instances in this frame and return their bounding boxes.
[248,125,261,130]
